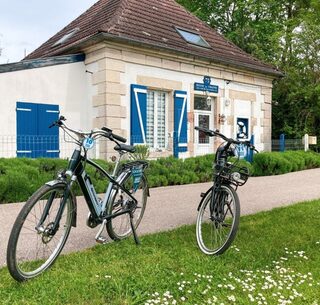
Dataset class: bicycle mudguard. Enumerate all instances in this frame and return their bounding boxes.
[197,187,213,211]
[45,180,77,227]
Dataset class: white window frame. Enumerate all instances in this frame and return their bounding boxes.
[194,95,214,145]
[146,90,169,151]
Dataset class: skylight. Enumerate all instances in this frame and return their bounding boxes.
[53,28,80,47]
[176,28,211,48]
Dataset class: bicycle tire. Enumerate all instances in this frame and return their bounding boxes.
[7,183,74,282]
[106,174,148,241]
[196,184,240,255]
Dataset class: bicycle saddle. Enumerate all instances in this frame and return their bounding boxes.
[114,144,136,153]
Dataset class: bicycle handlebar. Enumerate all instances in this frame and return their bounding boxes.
[50,116,127,144]
[195,126,257,151]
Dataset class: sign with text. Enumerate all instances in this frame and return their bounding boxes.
[194,76,219,93]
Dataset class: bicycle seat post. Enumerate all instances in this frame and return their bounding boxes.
[111,151,125,177]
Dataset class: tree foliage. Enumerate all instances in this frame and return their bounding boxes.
[177,0,320,139]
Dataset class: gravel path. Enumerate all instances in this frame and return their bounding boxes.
[1,168,320,267]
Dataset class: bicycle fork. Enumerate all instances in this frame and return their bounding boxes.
[36,183,73,237]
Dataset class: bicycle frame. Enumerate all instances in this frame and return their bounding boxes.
[37,147,143,235]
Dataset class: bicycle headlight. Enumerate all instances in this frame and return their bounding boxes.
[231,172,241,182]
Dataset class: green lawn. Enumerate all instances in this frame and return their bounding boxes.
[1,200,320,305]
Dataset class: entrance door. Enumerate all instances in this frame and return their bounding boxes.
[194,96,214,155]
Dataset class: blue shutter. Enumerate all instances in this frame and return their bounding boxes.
[38,104,60,158]
[16,102,59,158]
[130,84,147,145]
[174,91,188,158]
[16,102,37,158]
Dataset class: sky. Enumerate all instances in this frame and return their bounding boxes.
[0,0,98,64]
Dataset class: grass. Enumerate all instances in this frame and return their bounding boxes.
[1,200,320,305]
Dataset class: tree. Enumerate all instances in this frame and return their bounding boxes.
[177,0,320,140]
[272,0,320,138]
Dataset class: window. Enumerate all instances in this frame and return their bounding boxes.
[146,90,168,149]
[53,28,79,47]
[176,27,211,48]
[194,96,212,111]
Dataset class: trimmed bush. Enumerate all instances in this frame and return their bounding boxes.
[252,150,320,176]
[252,152,292,176]
[1,150,320,203]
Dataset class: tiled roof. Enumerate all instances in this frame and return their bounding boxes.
[25,0,281,76]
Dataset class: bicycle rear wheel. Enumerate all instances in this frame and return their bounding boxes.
[106,175,148,240]
[7,183,74,282]
[196,184,240,255]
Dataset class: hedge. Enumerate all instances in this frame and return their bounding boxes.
[1,150,320,203]
[251,150,320,176]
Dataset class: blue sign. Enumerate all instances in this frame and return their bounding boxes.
[194,76,219,93]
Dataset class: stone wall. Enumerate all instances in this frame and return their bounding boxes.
[84,42,274,158]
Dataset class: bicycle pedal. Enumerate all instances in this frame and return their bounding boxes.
[95,236,107,244]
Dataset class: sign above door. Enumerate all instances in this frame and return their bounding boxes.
[194,76,219,93]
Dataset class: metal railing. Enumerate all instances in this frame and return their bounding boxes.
[0,135,100,159]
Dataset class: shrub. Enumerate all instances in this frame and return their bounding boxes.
[129,145,150,160]
[252,152,292,176]
[282,151,305,172]
[1,150,320,203]
[295,151,320,169]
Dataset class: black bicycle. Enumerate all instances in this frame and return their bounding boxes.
[7,116,149,282]
[195,126,257,255]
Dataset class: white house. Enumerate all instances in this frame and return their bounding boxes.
[0,0,282,159]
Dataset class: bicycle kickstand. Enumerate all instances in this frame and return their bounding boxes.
[129,212,140,245]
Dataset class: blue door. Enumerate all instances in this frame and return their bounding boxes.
[16,102,60,158]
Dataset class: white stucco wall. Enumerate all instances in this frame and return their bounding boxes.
[0,61,95,158]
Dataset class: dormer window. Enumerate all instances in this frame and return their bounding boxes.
[52,28,80,47]
[176,27,211,48]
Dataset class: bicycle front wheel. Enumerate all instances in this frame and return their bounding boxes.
[106,175,148,241]
[196,184,240,255]
[7,183,74,282]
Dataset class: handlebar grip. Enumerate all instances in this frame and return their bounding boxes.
[102,127,112,133]
[112,133,127,143]
[101,127,126,143]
